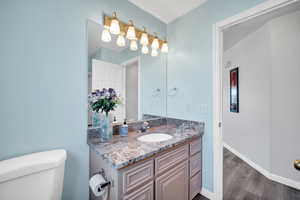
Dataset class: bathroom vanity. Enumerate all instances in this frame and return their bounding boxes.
[86,12,205,200]
[88,119,204,200]
[87,18,203,200]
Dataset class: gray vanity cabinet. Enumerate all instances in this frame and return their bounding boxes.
[155,160,189,200]
[89,137,202,200]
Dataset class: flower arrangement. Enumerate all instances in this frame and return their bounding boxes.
[89,88,121,116]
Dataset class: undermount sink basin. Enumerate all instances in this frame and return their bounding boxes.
[137,133,173,142]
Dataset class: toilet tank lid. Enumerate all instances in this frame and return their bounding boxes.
[0,149,67,183]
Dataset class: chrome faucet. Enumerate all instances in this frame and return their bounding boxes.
[140,121,150,133]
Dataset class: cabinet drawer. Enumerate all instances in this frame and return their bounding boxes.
[155,145,189,175]
[190,138,202,156]
[122,160,154,194]
[190,172,202,200]
[190,152,202,177]
[123,181,154,200]
[156,160,189,200]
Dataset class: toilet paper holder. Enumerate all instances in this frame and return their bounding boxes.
[93,169,111,189]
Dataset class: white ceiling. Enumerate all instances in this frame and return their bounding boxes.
[128,0,208,23]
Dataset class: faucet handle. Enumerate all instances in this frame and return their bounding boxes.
[139,121,150,133]
[143,121,149,127]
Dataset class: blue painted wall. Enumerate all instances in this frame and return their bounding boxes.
[166,0,266,192]
[140,54,168,117]
[0,0,271,198]
[0,0,165,199]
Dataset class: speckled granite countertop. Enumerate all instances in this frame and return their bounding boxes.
[88,123,204,169]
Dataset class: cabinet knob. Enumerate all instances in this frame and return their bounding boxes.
[294,160,300,171]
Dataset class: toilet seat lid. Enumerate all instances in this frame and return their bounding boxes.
[0,149,66,183]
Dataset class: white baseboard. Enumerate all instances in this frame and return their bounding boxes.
[269,172,300,191]
[223,143,270,178]
[200,188,216,200]
[223,142,300,191]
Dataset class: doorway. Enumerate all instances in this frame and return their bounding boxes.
[122,57,141,122]
[213,0,300,199]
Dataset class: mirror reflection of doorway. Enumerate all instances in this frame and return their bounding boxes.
[122,58,140,122]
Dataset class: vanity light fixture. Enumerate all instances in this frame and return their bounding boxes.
[101,25,111,42]
[151,48,158,57]
[126,20,136,40]
[130,39,138,51]
[116,32,126,47]
[151,33,160,50]
[161,41,168,53]
[141,45,149,54]
[109,12,120,35]
[103,12,168,55]
[140,27,149,46]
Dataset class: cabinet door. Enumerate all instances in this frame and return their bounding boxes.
[155,160,189,200]
[123,181,153,200]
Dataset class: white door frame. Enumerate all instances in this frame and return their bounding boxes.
[212,0,299,199]
[121,56,142,120]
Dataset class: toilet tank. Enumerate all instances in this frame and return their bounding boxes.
[0,149,67,200]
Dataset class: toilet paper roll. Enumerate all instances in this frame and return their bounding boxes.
[89,174,107,198]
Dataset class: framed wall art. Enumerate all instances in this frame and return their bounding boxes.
[230,67,239,113]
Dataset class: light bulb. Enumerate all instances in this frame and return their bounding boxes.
[161,42,168,53]
[126,21,136,40]
[116,32,126,47]
[130,40,138,51]
[101,26,111,42]
[109,13,120,35]
[140,31,149,45]
[151,38,159,49]
[110,19,120,35]
[151,48,158,57]
[141,45,149,54]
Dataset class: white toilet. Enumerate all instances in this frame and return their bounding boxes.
[0,149,67,200]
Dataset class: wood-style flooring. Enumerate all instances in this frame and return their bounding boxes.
[224,147,300,200]
[193,148,300,200]
[193,194,209,200]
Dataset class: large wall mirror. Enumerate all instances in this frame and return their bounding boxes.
[87,19,167,126]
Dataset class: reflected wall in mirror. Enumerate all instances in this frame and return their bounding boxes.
[87,19,167,126]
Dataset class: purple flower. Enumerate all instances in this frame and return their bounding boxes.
[108,88,114,93]
[99,90,105,97]
[88,88,122,114]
